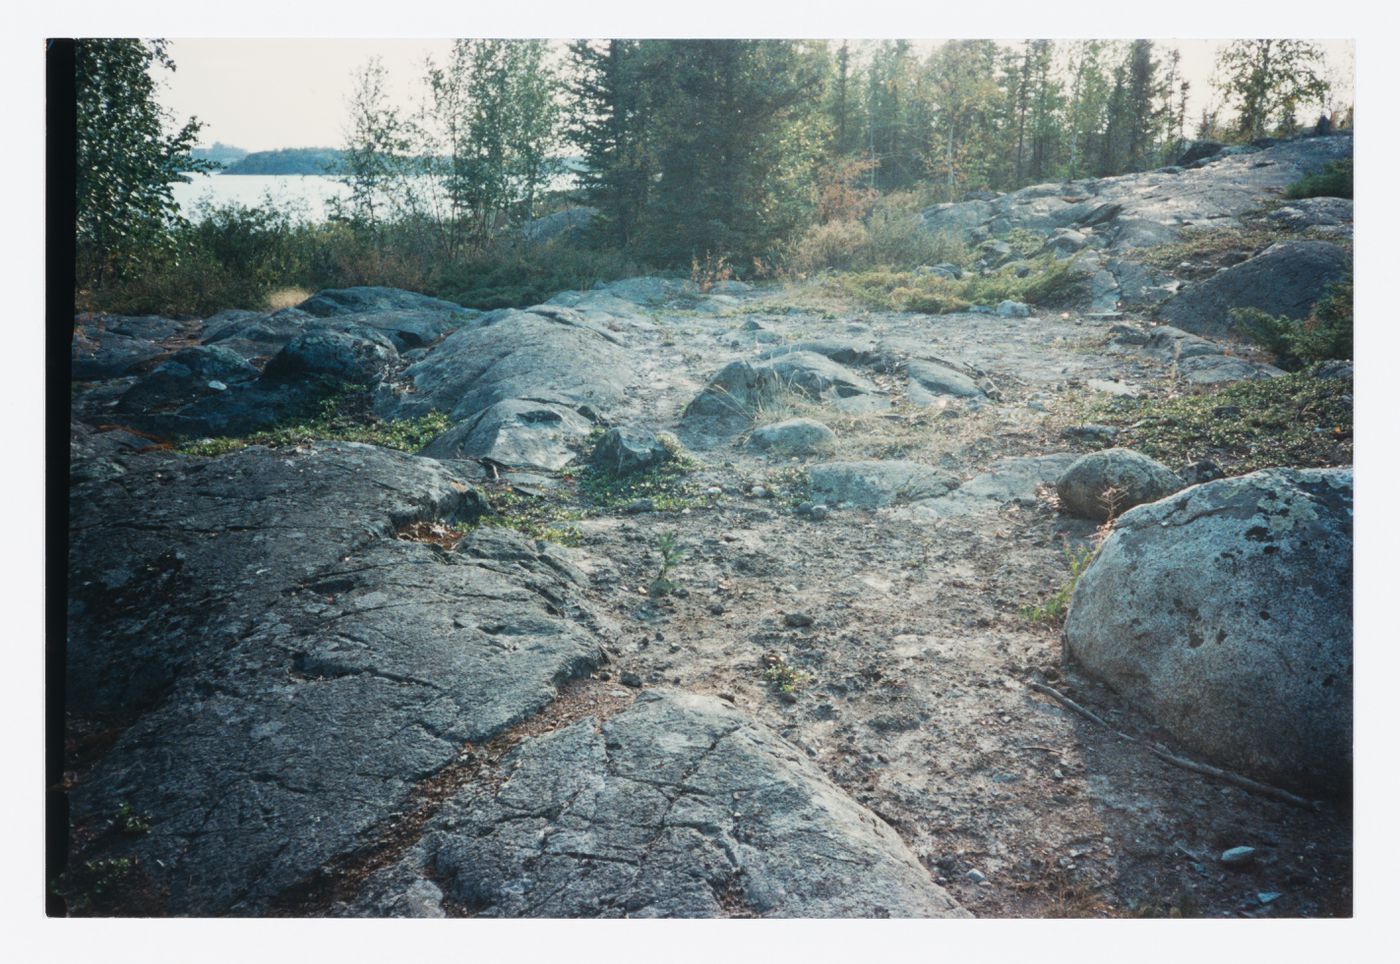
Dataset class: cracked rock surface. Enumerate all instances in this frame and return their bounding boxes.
[66,443,606,914]
[364,691,969,918]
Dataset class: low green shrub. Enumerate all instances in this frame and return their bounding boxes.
[1092,368,1352,475]
[1232,271,1353,370]
[176,385,452,456]
[78,198,644,318]
[1285,158,1353,199]
[786,190,972,275]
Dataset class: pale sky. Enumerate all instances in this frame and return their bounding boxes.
[153,38,1355,154]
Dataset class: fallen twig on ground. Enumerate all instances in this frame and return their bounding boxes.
[1027,680,1321,811]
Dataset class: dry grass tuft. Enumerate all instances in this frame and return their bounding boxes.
[265,286,313,311]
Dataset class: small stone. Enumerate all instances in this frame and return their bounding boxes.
[1179,458,1224,486]
[810,505,830,521]
[796,501,815,516]
[965,869,986,884]
[749,485,768,499]
[1220,846,1256,867]
[778,691,798,705]
[709,603,726,616]
[1063,424,1118,445]
[784,612,815,628]
[623,498,655,513]
[207,379,228,391]
[1051,768,1065,781]
[705,486,723,498]
[620,672,643,689]
[1258,892,1282,904]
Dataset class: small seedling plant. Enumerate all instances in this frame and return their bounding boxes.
[648,531,686,597]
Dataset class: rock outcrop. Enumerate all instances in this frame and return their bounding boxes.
[915,134,1353,315]
[1160,240,1350,338]
[354,691,970,918]
[66,443,608,914]
[808,461,960,509]
[63,131,1355,920]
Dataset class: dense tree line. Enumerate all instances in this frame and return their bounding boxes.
[557,38,1343,265]
[74,37,1348,296]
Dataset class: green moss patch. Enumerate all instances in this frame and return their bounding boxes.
[176,386,452,456]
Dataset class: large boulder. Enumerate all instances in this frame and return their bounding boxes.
[682,361,785,427]
[1160,240,1350,338]
[1056,449,1185,522]
[1064,468,1353,795]
[262,326,399,386]
[382,691,970,918]
[296,286,472,319]
[759,351,880,405]
[904,359,984,403]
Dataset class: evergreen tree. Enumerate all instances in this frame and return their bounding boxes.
[1123,40,1163,171]
[864,41,921,189]
[639,40,826,266]
[1025,40,1064,181]
[568,40,658,247]
[75,39,212,287]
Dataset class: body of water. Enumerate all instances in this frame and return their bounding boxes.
[172,171,581,223]
[172,174,353,222]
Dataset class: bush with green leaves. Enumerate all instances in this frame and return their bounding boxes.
[76,39,213,290]
[1285,158,1352,200]
[1232,271,1352,369]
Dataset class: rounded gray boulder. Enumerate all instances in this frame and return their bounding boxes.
[1064,467,1352,795]
[263,326,398,385]
[747,418,835,457]
[1056,448,1184,521]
